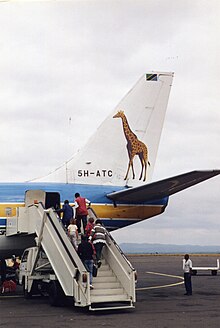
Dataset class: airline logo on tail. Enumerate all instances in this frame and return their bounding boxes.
[113,110,150,182]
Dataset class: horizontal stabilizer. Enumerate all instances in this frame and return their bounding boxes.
[107,170,220,203]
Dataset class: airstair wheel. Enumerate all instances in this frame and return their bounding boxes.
[48,280,66,307]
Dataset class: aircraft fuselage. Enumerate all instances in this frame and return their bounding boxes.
[0,182,168,257]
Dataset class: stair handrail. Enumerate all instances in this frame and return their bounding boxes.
[87,206,135,272]
[106,229,136,272]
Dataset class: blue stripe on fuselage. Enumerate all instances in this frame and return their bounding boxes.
[0,182,168,206]
[0,218,6,226]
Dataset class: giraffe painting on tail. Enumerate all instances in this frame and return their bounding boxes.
[113,110,150,182]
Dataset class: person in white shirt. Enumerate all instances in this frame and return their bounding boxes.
[67,218,78,250]
[183,253,192,295]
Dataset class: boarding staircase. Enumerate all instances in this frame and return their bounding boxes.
[86,207,136,309]
[6,190,136,311]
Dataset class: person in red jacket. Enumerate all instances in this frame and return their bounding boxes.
[74,193,91,234]
[85,217,95,238]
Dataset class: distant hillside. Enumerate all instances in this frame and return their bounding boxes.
[119,243,220,254]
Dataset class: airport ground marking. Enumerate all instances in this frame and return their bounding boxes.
[136,271,184,291]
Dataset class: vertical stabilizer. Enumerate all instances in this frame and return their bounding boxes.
[35,72,174,186]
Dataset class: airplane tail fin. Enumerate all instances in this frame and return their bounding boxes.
[34,72,174,186]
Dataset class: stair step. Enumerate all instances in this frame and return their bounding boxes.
[93,276,117,283]
[91,288,124,296]
[92,281,121,289]
[96,270,114,277]
[91,293,129,303]
[89,302,134,311]
[98,264,109,271]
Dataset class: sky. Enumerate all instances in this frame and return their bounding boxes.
[0,0,219,246]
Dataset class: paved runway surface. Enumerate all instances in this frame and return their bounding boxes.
[1,255,220,328]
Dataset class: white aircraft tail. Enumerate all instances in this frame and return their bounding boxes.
[34,72,174,186]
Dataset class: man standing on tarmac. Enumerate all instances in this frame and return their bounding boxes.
[183,253,193,296]
[74,193,91,234]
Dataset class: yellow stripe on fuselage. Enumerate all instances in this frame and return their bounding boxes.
[0,203,164,221]
[92,204,164,219]
[0,203,24,217]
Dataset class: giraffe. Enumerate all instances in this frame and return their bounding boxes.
[113,110,150,182]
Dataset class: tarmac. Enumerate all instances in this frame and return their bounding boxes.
[1,254,220,328]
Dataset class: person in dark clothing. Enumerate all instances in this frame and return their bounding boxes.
[183,254,193,295]
[56,199,73,229]
[78,235,95,289]
[0,258,6,285]
[11,255,20,282]
[11,255,20,270]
